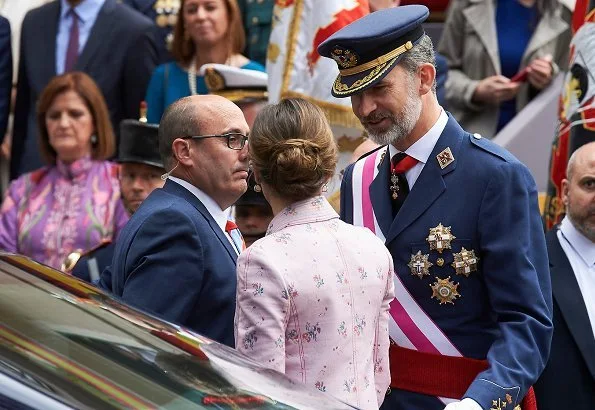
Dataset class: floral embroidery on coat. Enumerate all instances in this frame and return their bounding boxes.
[234,196,395,410]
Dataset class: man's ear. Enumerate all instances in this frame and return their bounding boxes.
[561,178,570,208]
[172,138,193,166]
[418,62,436,96]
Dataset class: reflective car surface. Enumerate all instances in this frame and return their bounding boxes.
[0,253,357,410]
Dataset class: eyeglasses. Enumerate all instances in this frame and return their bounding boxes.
[182,132,249,150]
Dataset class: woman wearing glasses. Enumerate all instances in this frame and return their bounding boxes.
[234,98,395,410]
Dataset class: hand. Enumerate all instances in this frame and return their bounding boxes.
[369,0,399,12]
[472,75,521,105]
[1,133,10,159]
[444,398,483,410]
[526,54,553,90]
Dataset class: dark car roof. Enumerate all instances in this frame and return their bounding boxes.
[0,254,357,410]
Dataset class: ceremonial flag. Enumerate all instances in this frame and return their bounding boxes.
[266,0,369,194]
[544,0,595,229]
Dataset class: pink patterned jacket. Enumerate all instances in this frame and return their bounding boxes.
[235,196,395,409]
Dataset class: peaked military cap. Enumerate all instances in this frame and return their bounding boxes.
[199,63,268,104]
[118,120,163,169]
[318,5,430,98]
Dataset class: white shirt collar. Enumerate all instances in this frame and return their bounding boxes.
[168,176,230,233]
[560,216,595,267]
[389,109,448,163]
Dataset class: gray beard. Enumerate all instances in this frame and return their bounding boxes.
[365,90,422,147]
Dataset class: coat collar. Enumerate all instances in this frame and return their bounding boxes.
[463,0,500,73]
[267,196,338,235]
[522,6,569,66]
[379,114,464,244]
[162,179,238,262]
[547,227,595,379]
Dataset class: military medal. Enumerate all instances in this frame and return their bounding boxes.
[426,223,456,253]
[436,257,445,267]
[390,173,400,199]
[156,14,168,27]
[408,251,432,279]
[452,248,479,277]
[436,147,454,169]
[168,14,178,26]
[430,277,460,305]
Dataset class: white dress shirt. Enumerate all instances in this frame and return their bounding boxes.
[388,109,448,190]
[56,0,105,74]
[557,216,595,339]
[168,177,238,255]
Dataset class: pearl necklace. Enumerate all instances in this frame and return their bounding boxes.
[187,54,233,96]
[188,59,198,95]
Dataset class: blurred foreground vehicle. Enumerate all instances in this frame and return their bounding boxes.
[0,253,357,410]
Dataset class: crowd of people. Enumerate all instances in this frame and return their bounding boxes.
[0,1,593,410]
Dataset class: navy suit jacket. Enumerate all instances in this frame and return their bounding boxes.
[0,16,11,142]
[341,115,552,410]
[534,228,595,410]
[103,179,237,347]
[11,0,159,178]
[72,242,115,285]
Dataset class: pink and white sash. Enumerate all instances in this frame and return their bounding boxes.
[351,148,462,404]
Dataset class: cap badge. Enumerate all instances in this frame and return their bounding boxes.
[204,68,226,92]
[430,276,460,305]
[331,47,359,69]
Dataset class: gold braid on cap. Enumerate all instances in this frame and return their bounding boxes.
[339,41,413,76]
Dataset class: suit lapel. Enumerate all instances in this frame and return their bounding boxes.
[76,0,117,71]
[369,149,393,237]
[462,0,500,74]
[40,2,60,82]
[521,9,569,66]
[385,116,464,245]
[547,229,595,379]
[163,180,238,263]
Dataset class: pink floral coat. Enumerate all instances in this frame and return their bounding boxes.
[235,196,395,409]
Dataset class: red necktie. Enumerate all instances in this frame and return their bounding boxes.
[390,153,418,217]
[225,220,246,253]
[64,9,79,72]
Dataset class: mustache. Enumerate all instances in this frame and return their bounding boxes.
[361,112,395,125]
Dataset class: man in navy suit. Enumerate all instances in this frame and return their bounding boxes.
[319,6,551,410]
[11,0,159,179]
[534,142,595,410]
[104,95,250,347]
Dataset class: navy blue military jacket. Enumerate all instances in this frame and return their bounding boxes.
[341,115,552,410]
[104,179,238,347]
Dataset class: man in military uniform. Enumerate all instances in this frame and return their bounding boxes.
[65,120,165,283]
[234,174,272,247]
[237,0,274,66]
[122,0,179,62]
[318,6,551,410]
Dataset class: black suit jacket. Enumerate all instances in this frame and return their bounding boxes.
[534,227,595,410]
[11,0,159,179]
[0,16,12,141]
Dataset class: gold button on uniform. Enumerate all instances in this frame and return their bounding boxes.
[252,16,259,24]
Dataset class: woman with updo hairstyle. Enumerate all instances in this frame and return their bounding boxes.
[234,98,395,409]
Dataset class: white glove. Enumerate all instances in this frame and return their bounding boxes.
[443,398,483,410]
